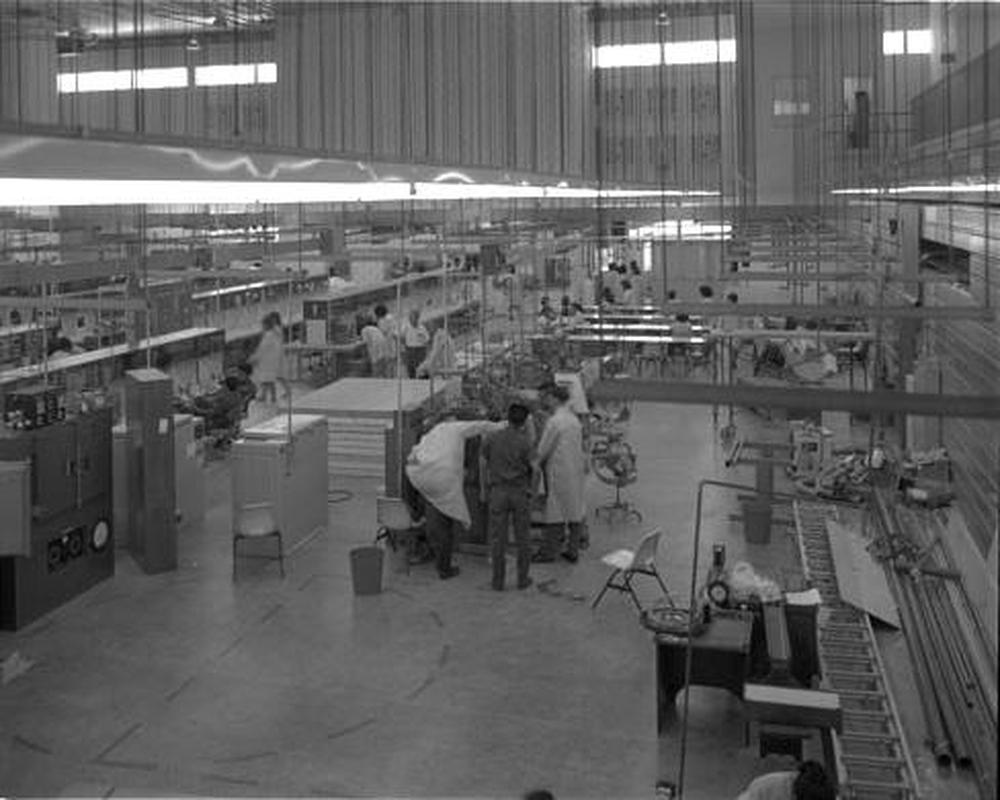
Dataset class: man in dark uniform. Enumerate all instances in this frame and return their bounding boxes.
[482,403,535,591]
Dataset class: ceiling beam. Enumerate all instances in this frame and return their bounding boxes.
[590,379,1000,420]
[665,302,994,321]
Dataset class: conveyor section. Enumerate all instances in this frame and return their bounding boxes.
[794,500,919,800]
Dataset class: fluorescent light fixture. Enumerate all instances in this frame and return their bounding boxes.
[774,100,810,116]
[593,39,736,69]
[57,67,188,93]
[883,29,932,55]
[256,62,278,84]
[0,179,717,208]
[135,67,188,90]
[58,64,273,94]
[906,29,933,54]
[882,30,905,55]
[628,220,732,241]
[831,183,999,196]
[195,64,256,86]
[194,62,276,87]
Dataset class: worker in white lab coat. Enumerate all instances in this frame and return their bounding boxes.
[533,385,588,563]
[405,417,503,579]
[417,321,457,378]
[249,311,286,403]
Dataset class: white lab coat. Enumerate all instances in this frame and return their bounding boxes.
[418,328,457,377]
[405,420,502,526]
[250,327,284,383]
[536,404,587,524]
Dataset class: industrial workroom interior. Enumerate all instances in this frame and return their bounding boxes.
[0,1,997,799]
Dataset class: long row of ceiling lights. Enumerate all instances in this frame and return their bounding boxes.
[57,62,276,93]
[832,183,999,196]
[0,179,718,208]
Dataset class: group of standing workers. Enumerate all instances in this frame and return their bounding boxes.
[405,384,588,591]
[360,304,456,379]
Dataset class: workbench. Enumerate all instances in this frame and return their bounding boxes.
[655,611,753,733]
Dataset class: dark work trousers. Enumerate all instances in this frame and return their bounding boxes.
[540,521,584,559]
[489,484,531,589]
[404,346,427,378]
[424,502,459,576]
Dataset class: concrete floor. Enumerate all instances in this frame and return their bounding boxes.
[0,397,978,798]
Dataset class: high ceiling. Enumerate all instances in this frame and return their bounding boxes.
[3,0,274,40]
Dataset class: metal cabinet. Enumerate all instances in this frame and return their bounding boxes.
[76,412,112,506]
[32,423,78,519]
[0,461,31,557]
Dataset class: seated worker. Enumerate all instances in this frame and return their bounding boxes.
[405,415,504,579]
[191,375,246,434]
[482,403,535,591]
[538,296,559,333]
[671,312,693,336]
[736,760,836,800]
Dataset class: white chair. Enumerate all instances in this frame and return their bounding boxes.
[233,502,284,580]
[592,528,673,611]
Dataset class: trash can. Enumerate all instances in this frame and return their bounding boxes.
[350,546,384,596]
[743,499,773,545]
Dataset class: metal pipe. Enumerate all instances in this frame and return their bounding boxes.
[931,577,998,724]
[911,577,974,769]
[926,578,998,792]
[890,570,952,766]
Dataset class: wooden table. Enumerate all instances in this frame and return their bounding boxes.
[655,612,753,733]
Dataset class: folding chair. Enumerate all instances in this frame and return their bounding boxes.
[233,502,284,580]
[591,528,673,611]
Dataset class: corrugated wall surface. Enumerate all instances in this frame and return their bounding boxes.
[0,2,592,178]
[920,206,999,557]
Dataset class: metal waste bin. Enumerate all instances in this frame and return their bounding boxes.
[350,546,384,595]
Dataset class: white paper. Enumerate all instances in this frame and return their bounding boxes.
[158,418,169,435]
[785,588,823,606]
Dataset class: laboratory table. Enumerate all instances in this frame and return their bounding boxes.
[655,612,753,733]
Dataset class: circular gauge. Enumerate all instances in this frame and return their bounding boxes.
[91,520,110,552]
[707,579,730,607]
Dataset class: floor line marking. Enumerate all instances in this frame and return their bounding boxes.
[94,723,142,761]
[211,749,278,764]
[298,574,318,591]
[428,610,444,628]
[12,734,53,755]
[216,635,244,659]
[165,675,196,702]
[437,644,451,668]
[258,603,283,625]
[326,717,377,741]
[405,674,436,701]
[94,759,158,772]
[200,772,260,786]
[286,525,327,557]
